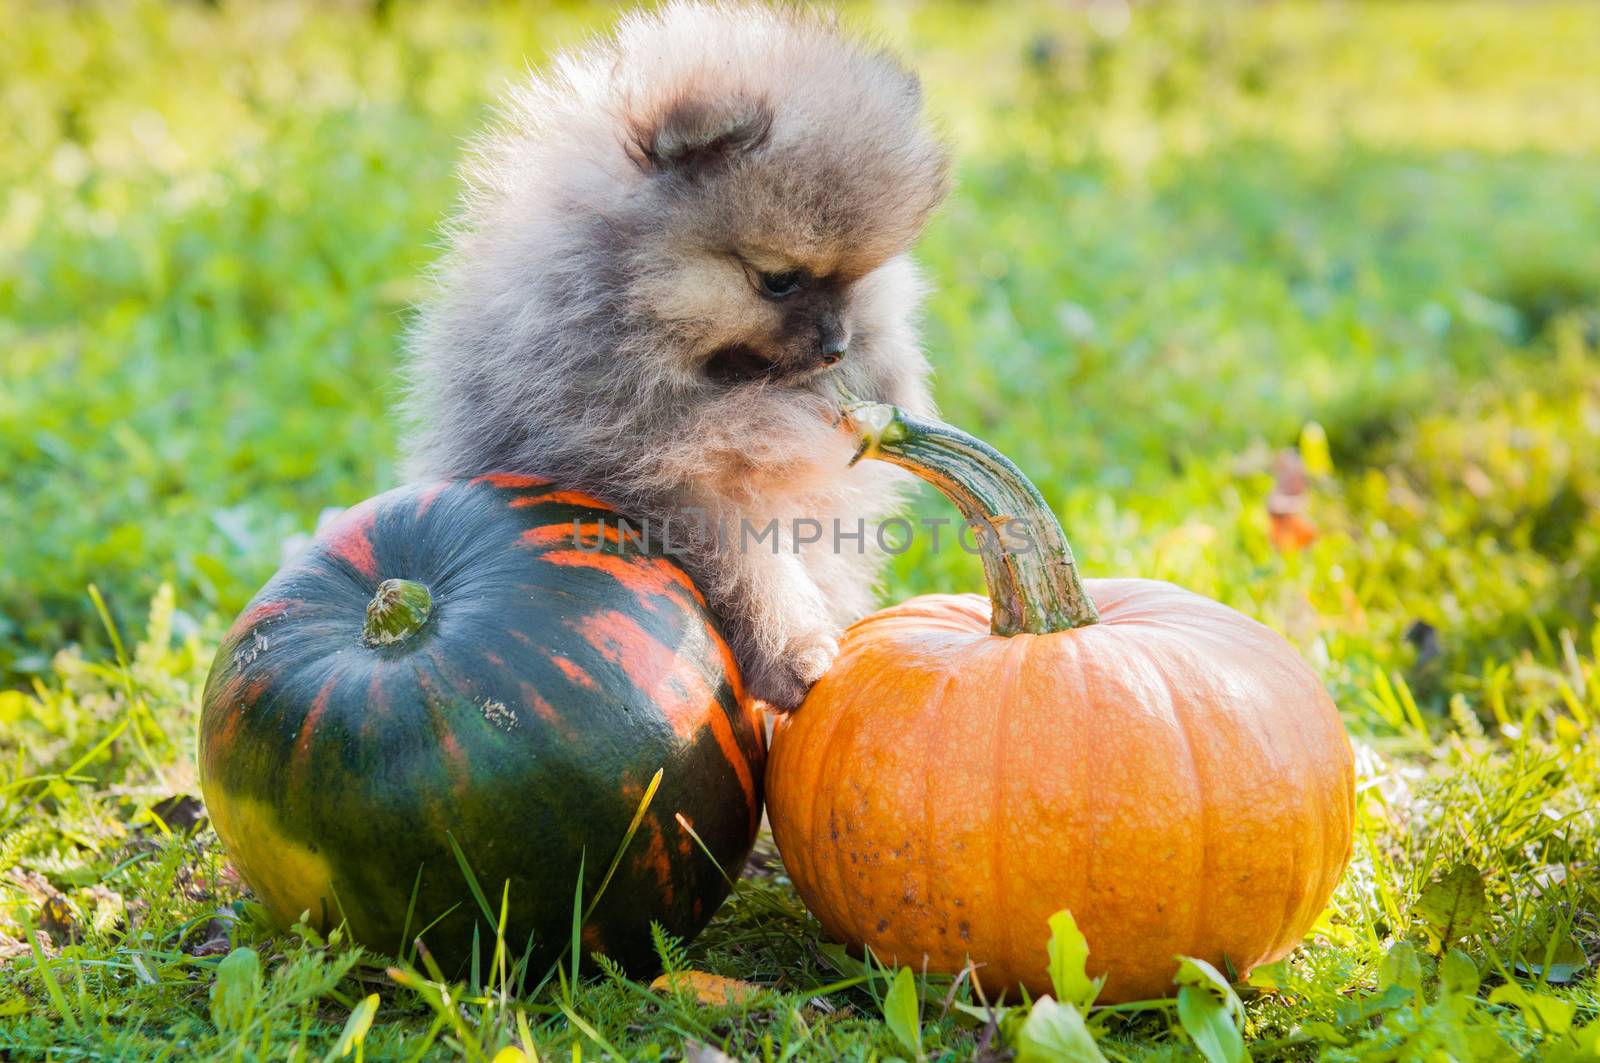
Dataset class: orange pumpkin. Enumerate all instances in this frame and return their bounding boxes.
[767,403,1354,1003]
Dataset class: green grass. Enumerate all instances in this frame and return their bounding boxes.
[3,0,1599,1058]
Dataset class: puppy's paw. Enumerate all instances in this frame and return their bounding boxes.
[746,629,840,711]
[786,628,840,687]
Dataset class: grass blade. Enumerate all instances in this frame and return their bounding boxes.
[21,910,79,1035]
[581,767,664,924]
[446,830,499,929]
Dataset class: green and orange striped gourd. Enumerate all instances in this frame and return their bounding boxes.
[200,473,765,972]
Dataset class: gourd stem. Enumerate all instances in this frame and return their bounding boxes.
[363,578,433,646]
[844,403,1098,636]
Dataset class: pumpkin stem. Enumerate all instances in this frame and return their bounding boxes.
[362,578,434,646]
[844,403,1098,635]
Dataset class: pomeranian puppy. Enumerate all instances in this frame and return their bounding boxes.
[402,2,950,709]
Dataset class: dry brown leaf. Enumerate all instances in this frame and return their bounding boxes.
[1268,448,1318,552]
[681,1039,739,1063]
[650,970,763,1006]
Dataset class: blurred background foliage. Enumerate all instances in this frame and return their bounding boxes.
[3,0,1598,705]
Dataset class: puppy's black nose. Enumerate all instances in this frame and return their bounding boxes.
[818,327,849,365]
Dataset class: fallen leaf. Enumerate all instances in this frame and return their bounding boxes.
[1404,620,1441,666]
[7,871,77,947]
[187,916,234,957]
[38,895,77,946]
[146,795,207,833]
[650,970,763,1006]
[681,1040,738,1063]
[1514,932,1589,984]
[0,934,33,964]
[1268,449,1318,552]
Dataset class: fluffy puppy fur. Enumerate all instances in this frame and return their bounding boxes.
[402,2,950,708]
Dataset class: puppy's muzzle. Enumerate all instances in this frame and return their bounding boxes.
[817,322,849,366]
[819,337,847,366]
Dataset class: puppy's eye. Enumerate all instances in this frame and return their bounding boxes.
[758,269,806,299]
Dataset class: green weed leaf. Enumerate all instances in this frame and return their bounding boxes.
[1293,1020,1348,1047]
[209,946,262,1034]
[1173,957,1248,1063]
[649,921,689,976]
[1014,996,1108,1063]
[1439,948,1480,999]
[1413,863,1489,949]
[1488,982,1575,1036]
[1244,959,1290,991]
[1045,910,1103,1009]
[333,993,379,1059]
[883,966,921,1059]
[1377,940,1424,998]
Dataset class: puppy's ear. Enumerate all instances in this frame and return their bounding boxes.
[638,97,771,176]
